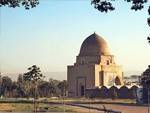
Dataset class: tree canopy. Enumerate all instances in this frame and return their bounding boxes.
[0,0,39,9]
[0,73,67,98]
[140,65,150,103]
[141,65,150,87]
[91,0,150,43]
[23,65,44,82]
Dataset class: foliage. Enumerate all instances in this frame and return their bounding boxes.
[141,65,150,87]
[57,80,68,96]
[0,0,39,9]
[0,66,68,98]
[1,76,12,97]
[0,74,67,98]
[140,65,150,103]
[23,65,44,112]
[91,0,115,13]
[38,80,59,97]
[91,0,150,43]
[23,65,44,82]
[91,0,148,12]
[147,36,150,43]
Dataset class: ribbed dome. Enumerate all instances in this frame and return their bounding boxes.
[79,33,110,56]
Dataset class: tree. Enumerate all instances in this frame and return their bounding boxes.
[11,81,19,97]
[38,81,50,97]
[1,76,12,97]
[141,65,150,103]
[23,65,44,113]
[141,65,150,86]
[91,0,150,43]
[0,73,2,97]
[148,36,150,43]
[16,74,29,97]
[48,79,58,96]
[23,65,44,82]
[58,80,68,96]
[0,0,39,9]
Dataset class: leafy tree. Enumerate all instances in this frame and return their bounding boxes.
[91,0,150,43]
[50,79,62,96]
[91,0,149,12]
[48,79,57,96]
[0,73,2,97]
[0,72,67,98]
[58,80,68,96]
[38,81,50,97]
[1,76,12,97]
[148,36,150,43]
[23,65,44,82]
[23,65,44,113]
[37,79,66,97]
[17,74,29,97]
[141,65,150,86]
[141,65,150,103]
[17,74,24,83]
[11,81,20,97]
[0,0,39,9]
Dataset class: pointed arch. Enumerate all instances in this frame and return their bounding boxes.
[115,76,121,85]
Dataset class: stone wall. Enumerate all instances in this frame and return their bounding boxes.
[85,85,139,99]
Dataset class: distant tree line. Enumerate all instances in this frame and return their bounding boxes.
[0,73,67,98]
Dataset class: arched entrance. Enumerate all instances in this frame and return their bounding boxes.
[77,77,86,97]
[80,85,85,96]
[115,76,121,85]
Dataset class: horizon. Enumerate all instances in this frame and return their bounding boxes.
[0,1,150,80]
[1,70,143,81]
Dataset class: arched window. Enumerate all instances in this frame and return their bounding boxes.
[106,60,109,65]
[115,76,121,85]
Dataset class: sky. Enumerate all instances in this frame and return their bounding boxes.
[0,0,150,79]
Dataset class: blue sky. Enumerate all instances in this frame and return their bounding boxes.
[0,0,150,77]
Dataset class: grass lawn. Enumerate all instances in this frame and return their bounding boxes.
[0,98,137,113]
[0,103,76,112]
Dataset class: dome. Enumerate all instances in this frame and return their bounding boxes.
[79,33,110,56]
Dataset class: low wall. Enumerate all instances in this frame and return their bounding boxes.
[85,85,139,99]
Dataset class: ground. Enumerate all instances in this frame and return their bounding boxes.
[78,103,148,113]
[0,98,148,113]
[0,103,76,112]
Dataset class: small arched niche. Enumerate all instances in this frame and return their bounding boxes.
[115,76,121,85]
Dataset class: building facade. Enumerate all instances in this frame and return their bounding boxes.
[67,33,124,97]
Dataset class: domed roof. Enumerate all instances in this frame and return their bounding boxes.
[79,33,110,56]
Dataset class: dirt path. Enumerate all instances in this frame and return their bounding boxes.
[0,103,14,111]
[78,103,148,113]
[100,104,147,113]
[0,102,148,113]
[68,105,104,113]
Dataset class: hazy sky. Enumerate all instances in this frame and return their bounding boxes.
[0,1,150,77]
